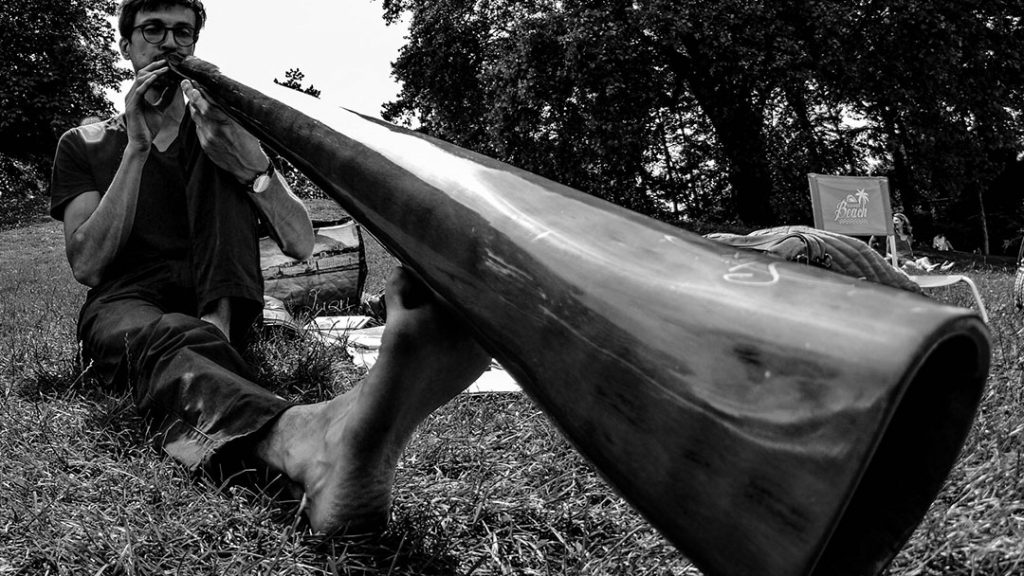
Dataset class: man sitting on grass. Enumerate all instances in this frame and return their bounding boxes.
[50,0,490,534]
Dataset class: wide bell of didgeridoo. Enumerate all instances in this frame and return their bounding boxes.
[169,54,989,576]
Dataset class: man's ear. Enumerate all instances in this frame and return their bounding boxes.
[118,37,131,59]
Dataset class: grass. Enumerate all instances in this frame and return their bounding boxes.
[1,218,1022,575]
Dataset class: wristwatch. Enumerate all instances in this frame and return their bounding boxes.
[248,159,275,194]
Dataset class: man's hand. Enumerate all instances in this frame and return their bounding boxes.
[180,80,314,260]
[181,78,268,184]
[124,60,173,152]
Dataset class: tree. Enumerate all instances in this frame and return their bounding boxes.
[382,0,666,215]
[380,0,844,226]
[274,68,322,98]
[381,0,1024,251]
[639,0,788,225]
[0,0,130,163]
[0,0,131,228]
[789,0,1024,252]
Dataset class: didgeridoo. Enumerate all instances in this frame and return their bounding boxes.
[169,54,989,576]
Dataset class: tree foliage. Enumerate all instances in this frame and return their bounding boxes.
[381,0,1024,253]
[274,68,322,99]
[801,0,1024,252]
[0,0,130,227]
[0,0,130,163]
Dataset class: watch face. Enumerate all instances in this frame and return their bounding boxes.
[253,174,271,193]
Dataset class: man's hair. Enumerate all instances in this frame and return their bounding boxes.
[117,0,207,39]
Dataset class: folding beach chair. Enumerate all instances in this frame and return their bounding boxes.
[807,173,988,322]
[260,217,368,314]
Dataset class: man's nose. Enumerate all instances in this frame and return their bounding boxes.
[159,31,179,50]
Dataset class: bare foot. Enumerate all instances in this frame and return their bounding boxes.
[200,297,231,342]
[254,266,491,534]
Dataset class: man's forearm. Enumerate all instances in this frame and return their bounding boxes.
[65,148,149,286]
[249,173,315,260]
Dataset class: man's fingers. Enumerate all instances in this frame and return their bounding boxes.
[183,82,233,124]
[182,80,212,116]
[138,59,169,74]
[133,72,161,91]
[179,79,264,179]
[124,59,171,106]
[182,81,208,115]
[125,70,165,111]
[130,68,165,92]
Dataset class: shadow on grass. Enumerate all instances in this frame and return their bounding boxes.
[306,521,463,576]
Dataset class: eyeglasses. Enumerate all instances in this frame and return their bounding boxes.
[131,23,197,47]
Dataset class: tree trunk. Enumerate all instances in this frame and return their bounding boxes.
[882,110,919,213]
[976,187,990,255]
[785,84,822,170]
[657,111,680,214]
[662,45,775,227]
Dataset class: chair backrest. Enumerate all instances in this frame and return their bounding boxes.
[260,218,367,311]
[808,173,898,266]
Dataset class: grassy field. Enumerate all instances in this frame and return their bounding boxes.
[1,218,1022,575]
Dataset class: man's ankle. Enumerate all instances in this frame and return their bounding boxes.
[200,297,232,340]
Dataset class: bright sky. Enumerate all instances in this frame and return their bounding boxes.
[109,0,409,119]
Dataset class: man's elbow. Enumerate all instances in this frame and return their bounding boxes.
[282,233,315,262]
[70,262,101,287]
[66,242,101,287]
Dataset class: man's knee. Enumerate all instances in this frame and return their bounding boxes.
[143,312,224,350]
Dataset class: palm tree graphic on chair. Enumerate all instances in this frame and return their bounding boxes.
[834,189,870,223]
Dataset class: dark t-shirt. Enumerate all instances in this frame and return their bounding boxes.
[51,113,267,340]
[50,115,191,278]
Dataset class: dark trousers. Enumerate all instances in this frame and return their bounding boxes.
[78,144,289,474]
